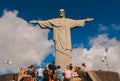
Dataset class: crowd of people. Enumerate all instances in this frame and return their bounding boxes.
[19,64,37,81]
[12,61,91,81]
[16,61,88,81]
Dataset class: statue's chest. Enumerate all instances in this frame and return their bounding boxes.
[57,19,70,28]
[51,19,70,29]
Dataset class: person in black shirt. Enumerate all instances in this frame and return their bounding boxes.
[43,67,49,81]
[48,61,56,80]
[48,61,56,74]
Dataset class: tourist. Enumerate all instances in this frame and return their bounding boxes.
[43,67,49,81]
[48,70,54,81]
[48,61,56,80]
[55,66,63,81]
[37,65,43,81]
[64,65,72,81]
[77,67,84,81]
[12,74,18,81]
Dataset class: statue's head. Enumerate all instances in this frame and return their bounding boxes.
[59,9,65,18]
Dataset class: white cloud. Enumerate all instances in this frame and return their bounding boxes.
[98,23,120,32]
[72,34,120,74]
[111,24,120,30]
[98,24,108,31]
[0,10,54,73]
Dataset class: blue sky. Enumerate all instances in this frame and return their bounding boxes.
[0,0,120,75]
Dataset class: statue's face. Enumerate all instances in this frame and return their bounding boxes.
[59,11,65,18]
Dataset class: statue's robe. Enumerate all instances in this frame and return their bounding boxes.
[38,18,85,71]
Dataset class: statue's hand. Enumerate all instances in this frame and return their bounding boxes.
[29,20,38,23]
[84,18,94,22]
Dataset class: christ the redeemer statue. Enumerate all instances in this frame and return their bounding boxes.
[30,9,94,71]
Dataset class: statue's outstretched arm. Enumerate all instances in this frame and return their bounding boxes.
[29,20,39,23]
[84,18,94,22]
